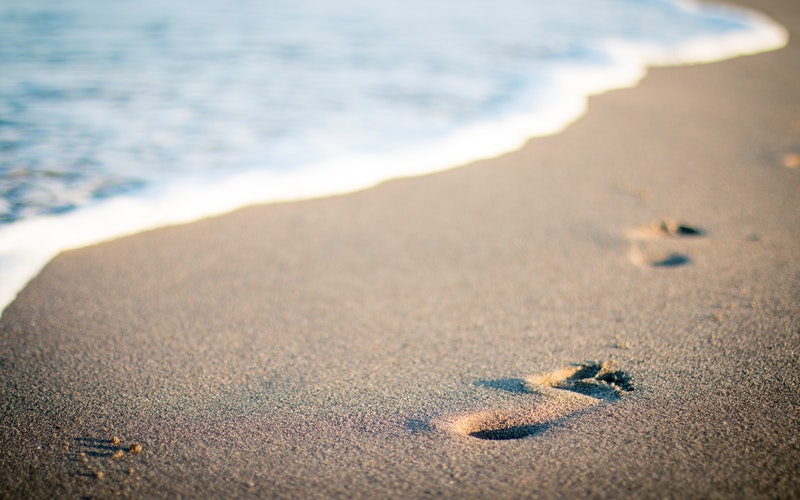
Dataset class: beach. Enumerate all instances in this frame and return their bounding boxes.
[1,0,799,497]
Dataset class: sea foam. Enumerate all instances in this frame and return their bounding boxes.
[0,0,788,315]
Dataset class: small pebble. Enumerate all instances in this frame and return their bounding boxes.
[112,450,125,460]
[111,436,120,445]
[95,471,104,479]
[129,443,142,454]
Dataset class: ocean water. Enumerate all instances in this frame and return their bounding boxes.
[0,0,787,313]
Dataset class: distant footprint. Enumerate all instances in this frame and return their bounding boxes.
[441,361,633,441]
[625,218,705,268]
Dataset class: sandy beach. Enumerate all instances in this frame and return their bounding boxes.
[2,0,799,497]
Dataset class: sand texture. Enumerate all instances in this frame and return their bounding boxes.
[2,0,799,497]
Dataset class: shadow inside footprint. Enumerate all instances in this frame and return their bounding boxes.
[648,219,706,238]
[661,221,704,237]
[650,253,691,268]
[475,378,530,394]
[563,380,626,400]
[469,423,547,441]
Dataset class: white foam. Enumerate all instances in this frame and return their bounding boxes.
[0,2,789,317]
[604,3,788,67]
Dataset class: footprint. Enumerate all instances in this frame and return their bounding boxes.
[440,361,633,441]
[626,219,705,240]
[625,218,705,268]
[628,241,692,268]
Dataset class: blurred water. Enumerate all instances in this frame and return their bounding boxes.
[0,0,783,223]
[0,0,787,313]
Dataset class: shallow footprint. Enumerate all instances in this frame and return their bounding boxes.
[626,218,705,268]
[443,361,633,441]
[626,218,706,240]
[628,241,692,268]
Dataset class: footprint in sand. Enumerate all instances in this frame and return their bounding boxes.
[441,361,633,441]
[625,218,706,268]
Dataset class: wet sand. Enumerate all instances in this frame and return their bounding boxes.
[1,0,799,497]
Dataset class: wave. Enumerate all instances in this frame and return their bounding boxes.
[0,1,788,316]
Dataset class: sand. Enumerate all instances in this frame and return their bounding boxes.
[2,0,799,497]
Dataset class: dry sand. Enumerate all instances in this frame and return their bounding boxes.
[2,0,799,497]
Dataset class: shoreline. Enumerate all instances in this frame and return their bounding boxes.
[0,0,788,318]
[2,0,799,497]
